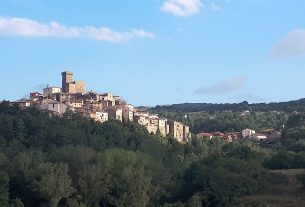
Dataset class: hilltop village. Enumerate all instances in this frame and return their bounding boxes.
[13,71,191,142]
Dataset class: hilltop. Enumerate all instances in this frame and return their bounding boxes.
[152,98,305,113]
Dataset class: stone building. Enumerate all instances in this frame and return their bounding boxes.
[55,93,74,103]
[91,111,108,123]
[147,116,159,134]
[183,125,191,142]
[62,71,86,94]
[123,104,134,122]
[104,107,123,122]
[158,118,169,137]
[69,100,83,108]
[169,121,190,142]
[12,99,32,108]
[169,121,185,142]
[134,110,149,126]
[39,100,69,115]
[43,87,62,97]
[242,129,256,138]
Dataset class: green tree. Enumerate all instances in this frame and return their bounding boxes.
[77,164,110,207]
[0,171,9,207]
[99,149,169,207]
[35,163,75,207]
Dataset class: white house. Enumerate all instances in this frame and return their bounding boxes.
[96,111,108,123]
[252,133,267,140]
[242,129,256,138]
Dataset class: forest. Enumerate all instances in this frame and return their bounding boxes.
[152,99,305,113]
[1,101,305,207]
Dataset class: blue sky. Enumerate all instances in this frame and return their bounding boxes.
[0,0,305,106]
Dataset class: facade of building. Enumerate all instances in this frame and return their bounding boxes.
[69,100,83,108]
[43,87,62,97]
[251,133,267,140]
[62,71,86,94]
[169,121,189,142]
[123,104,134,122]
[12,99,32,108]
[104,107,123,122]
[242,129,256,138]
[147,117,159,134]
[91,111,109,123]
[39,100,68,115]
[158,118,169,137]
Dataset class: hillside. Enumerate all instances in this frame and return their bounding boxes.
[243,169,305,207]
[152,98,305,113]
[1,101,305,207]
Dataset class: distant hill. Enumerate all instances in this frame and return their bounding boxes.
[152,98,305,113]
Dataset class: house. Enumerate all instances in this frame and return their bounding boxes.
[30,92,43,100]
[91,111,108,123]
[104,107,123,122]
[251,133,267,140]
[242,129,256,138]
[168,121,190,142]
[158,118,169,137]
[43,87,62,97]
[69,100,83,108]
[134,110,149,126]
[123,104,134,122]
[197,133,213,140]
[55,93,74,103]
[212,132,225,137]
[39,100,69,115]
[134,114,148,126]
[147,116,159,134]
[267,131,281,140]
[101,93,115,102]
[12,99,32,108]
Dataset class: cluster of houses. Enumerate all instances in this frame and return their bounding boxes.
[13,71,191,143]
[197,128,281,142]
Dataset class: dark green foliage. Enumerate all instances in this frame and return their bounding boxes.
[179,157,265,207]
[152,99,305,113]
[0,171,9,206]
[1,101,302,207]
[34,163,75,207]
[264,151,305,169]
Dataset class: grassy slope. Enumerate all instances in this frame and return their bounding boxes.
[243,169,305,207]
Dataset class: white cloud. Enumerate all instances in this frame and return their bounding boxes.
[194,76,247,95]
[273,29,305,58]
[210,3,222,11]
[0,16,155,43]
[161,0,203,17]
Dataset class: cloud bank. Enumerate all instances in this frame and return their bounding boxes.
[195,76,247,95]
[0,16,155,43]
[273,29,305,58]
[161,0,203,17]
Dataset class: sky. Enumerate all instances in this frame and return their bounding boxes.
[0,0,305,106]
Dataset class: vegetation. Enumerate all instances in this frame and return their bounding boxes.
[152,99,305,113]
[1,100,305,206]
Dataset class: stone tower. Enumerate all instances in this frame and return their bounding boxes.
[62,71,74,93]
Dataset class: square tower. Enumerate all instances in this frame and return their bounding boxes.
[62,71,74,93]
